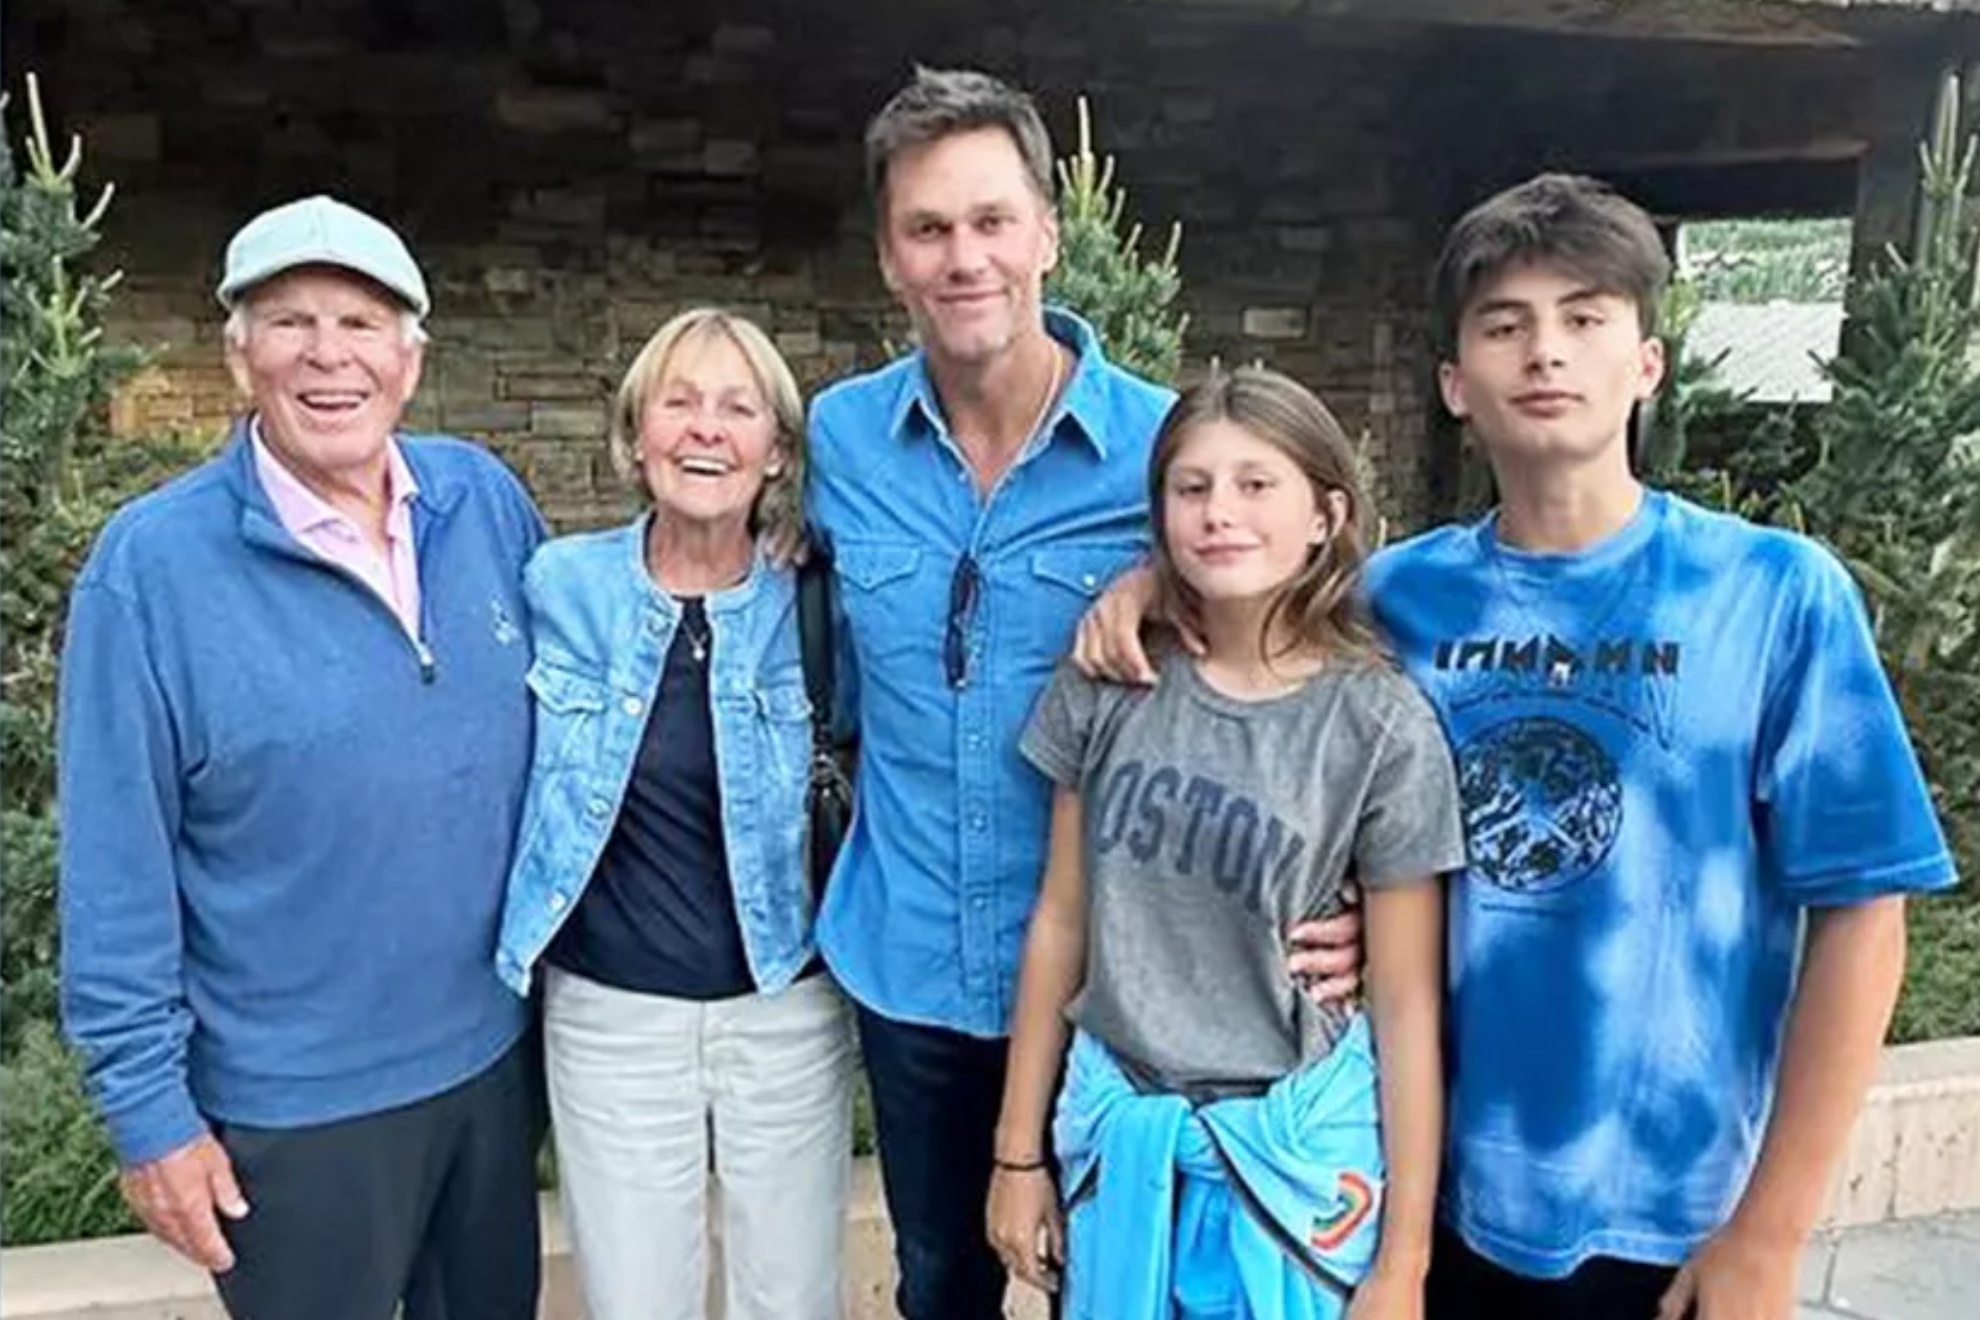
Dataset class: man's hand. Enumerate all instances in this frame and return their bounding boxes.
[1072,564,1200,685]
[987,1166,1065,1293]
[1287,897,1365,1005]
[1657,1220,1800,1320]
[119,1132,250,1273]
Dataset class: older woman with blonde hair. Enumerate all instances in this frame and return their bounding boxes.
[496,308,852,1320]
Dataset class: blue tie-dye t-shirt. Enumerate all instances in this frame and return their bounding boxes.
[1367,489,1955,1279]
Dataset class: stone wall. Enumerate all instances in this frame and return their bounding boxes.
[9,0,1463,529]
[14,0,1966,529]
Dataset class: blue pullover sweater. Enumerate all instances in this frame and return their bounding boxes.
[58,425,545,1164]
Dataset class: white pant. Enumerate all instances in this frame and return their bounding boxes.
[544,967,855,1320]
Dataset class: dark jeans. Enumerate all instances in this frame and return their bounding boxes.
[856,1003,1018,1320]
[212,1036,542,1320]
[1426,1220,1687,1320]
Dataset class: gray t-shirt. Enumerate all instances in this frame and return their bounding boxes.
[1020,651,1466,1097]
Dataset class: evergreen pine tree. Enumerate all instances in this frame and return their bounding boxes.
[2,76,194,1244]
[1,73,142,1050]
[1045,98,1188,386]
[1792,76,1979,913]
[1674,71,1979,1041]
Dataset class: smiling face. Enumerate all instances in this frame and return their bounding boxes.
[225,265,424,483]
[876,126,1059,371]
[1440,260,1665,471]
[1161,418,1335,609]
[636,328,783,533]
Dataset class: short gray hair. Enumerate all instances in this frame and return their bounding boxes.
[865,66,1056,209]
[223,301,429,349]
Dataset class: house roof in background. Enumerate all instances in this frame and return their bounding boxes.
[1687,301,1843,403]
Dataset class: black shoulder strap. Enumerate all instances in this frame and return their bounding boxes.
[796,553,835,732]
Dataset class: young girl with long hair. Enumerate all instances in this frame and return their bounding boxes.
[986,366,1464,1320]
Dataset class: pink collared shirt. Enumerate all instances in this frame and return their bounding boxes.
[252,422,423,640]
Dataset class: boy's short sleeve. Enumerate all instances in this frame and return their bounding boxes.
[1019,660,1102,788]
[1354,685,1470,890]
[1758,547,1954,905]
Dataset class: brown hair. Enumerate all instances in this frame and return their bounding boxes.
[1149,365,1385,668]
[864,66,1056,210]
[1433,173,1670,353]
[608,307,807,547]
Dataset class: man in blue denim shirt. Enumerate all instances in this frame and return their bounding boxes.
[806,68,1172,1319]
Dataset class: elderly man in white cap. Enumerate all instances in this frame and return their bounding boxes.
[57,195,546,1319]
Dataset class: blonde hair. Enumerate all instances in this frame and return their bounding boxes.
[1149,365,1385,667]
[609,308,807,546]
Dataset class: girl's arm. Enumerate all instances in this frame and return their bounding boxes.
[1360,881,1445,1289]
[987,787,1089,1291]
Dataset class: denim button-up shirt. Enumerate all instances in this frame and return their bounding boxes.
[496,518,815,996]
[809,309,1175,1037]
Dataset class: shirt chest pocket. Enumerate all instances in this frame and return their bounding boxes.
[753,680,815,793]
[835,542,928,666]
[525,661,612,773]
[1026,543,1140,654]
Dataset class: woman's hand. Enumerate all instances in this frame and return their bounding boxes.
[986,1165,1065,1293]
[1346,1262,1425,1320]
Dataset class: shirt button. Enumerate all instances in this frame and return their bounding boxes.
[971,813,988,831]
[622,696,643,717]
[972,896,989,910]
[967,733,986,751]
[548,892,567,912]
[1081,573,1097,589]
[645,616,665,636]
[587,797,610,819]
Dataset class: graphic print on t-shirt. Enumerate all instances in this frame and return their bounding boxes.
[1430,630,1681,897]
[1087,756,1310,918]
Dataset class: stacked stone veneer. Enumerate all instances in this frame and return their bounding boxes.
[13,1,1466,529]
[15,0,1934,529]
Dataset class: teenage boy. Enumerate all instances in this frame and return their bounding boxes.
[1075,173,1955,1320]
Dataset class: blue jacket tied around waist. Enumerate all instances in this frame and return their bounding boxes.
[1055,1016,1386,1320]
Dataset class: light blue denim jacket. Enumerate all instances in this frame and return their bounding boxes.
[495,516,816,996]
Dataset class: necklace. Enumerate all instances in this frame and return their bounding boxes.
[677,600,711,664]
[1025,341,1066,448]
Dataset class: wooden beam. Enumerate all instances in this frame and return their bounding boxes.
[1288,0,1868,46]
[1606,158,1863,218]
[1594,135,1870,170]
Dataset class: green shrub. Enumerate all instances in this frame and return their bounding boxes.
[1,1021,135,1243]
[1896,896,1980,1043]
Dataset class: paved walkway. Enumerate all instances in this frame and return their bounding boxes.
[995,1215,1980,1320]
[1003,1212,1980,1320]
[1800,1212,1979,1320]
